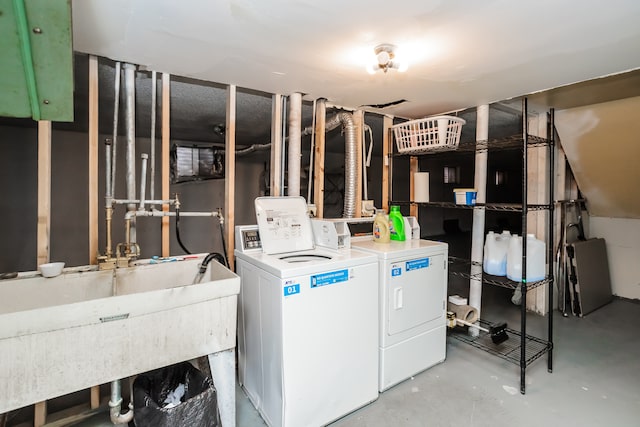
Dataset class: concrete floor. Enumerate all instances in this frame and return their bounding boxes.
[70,289,639,427]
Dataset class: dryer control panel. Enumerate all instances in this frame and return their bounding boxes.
[235,225,262,253]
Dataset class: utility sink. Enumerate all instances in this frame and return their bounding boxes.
[0,255,240,414]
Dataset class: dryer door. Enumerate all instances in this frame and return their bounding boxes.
[387,254,445,335]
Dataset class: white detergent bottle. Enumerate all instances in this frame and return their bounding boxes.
[507,233,546,282]
[483,231,497,274]
[484,230,511,276]
[506,234,522,281]
[525,234,546,282]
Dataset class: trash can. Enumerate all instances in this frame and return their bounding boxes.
[132,361,221,427]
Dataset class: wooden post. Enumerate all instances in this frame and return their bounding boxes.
[161,73,171,257]
[410,156,418,218]
[35,120,51,426]
[382,116,393,211]
[88,56,99,265]
[225,85,236,270]
[37,120,51,267]
[270,94,283,196]
[313,100,326,218]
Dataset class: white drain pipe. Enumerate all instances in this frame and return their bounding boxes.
[469,104,489,331]
[287,92,302,197]
[123,63,137,243]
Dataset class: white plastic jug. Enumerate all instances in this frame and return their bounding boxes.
[483,230,511,276]
[506,234,546,282]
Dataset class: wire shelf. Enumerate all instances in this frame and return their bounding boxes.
[448,319,552,367]
[448,256,551,291]
[389,200,550,212]
[393,134,551,156]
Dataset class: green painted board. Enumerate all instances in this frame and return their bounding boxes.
[0,0,74,122]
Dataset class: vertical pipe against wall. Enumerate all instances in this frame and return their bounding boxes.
[150,71,157,205]
[225,85,237,269]
[123,63,137,244]
[270,94,283,196]
[287,92,302,197]
[469,104,489,325]
[353,110,364,217]
[111,62,121,199]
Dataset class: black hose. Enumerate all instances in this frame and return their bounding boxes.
[199,252,227,274]
[218,220,230,268]
[175,207,192,254]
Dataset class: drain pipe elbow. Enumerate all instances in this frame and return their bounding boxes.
[109,379,134,425]
[109,399,134,425]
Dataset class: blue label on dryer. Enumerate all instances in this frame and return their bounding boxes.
[310,269,348,288]
[391,267,402,277]
[406,258,430,271]
[284,284,300,296]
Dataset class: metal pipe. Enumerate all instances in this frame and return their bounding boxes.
[111,62,121,198]
[307,98,317,203]
[109,380,134,424]
[139,154,148,210]
[287,92,302,197]
[150,71,157,206]
[124,63,137,243]
[548,107,555,374]
[469,104,489,333]
[112,198,176,205]
[124,209,220,220]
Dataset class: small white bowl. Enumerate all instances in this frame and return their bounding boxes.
[39,262,65,278]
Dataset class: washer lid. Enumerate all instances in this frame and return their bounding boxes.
[254,196,314,255]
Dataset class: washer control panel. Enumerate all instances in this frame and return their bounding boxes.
[235,225,262,253]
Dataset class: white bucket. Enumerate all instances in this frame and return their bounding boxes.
[506,234,546,282]
[483,230,510,276]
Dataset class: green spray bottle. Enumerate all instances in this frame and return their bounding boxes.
[388,205,406,241]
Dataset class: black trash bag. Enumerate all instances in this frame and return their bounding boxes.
[132,361,221,427]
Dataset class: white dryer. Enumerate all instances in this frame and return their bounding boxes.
[235,197,379,427]
[351,238,448,391]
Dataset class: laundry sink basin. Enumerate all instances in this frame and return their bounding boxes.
[0,255,240,413]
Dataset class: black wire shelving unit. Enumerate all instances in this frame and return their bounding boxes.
[387,98,555,394]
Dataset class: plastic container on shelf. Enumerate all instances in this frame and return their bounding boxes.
[453,188,477,205]
[388,206,406,241]
[506,234,546,282]
[372,209,390,243]
[483,230,511,276]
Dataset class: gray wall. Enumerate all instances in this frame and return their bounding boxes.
[0,125,266,272]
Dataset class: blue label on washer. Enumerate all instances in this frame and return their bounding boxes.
[391,267,402,277]
[310,269,348,288]
[284,284,300,296]
[406,258,430,271]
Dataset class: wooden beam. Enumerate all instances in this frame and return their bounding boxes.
[161,73,171,257]
[382,115,393,211]
[88,55,99,265]
[37,120,51,266]
[34,401,47,427]
[225,85,236,270]
[270,94,283,196]
[353,110,364,217]
[410,156,418,218]
[313,100,326,218]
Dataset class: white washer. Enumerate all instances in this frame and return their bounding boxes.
[235,197,379,427]
[351,238,448,391]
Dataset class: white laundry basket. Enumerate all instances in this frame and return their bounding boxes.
[392,115,466,154]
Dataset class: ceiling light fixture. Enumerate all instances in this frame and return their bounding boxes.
[366,43,408,74]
